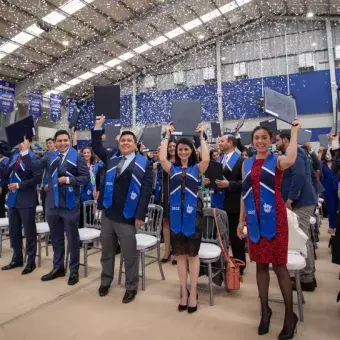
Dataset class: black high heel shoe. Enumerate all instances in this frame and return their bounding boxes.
[178,289,189,312]
[161,251,172,263]
[187,293,198,314]
[258,308,272,335]
[278,313,298,340]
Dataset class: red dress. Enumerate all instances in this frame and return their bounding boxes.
[247,159,288,265]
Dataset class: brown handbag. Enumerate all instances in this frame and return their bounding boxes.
[213,208,245,290]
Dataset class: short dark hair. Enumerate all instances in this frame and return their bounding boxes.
[120,131,137,144]
[209,149,219,159]
[54,130,70,140]
[46,138,54,143]
[227,135,237,147]
[278,130,291,141]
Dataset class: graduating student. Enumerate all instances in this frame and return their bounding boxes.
[0,144,10,218]
[21,130,90,286]
[204,134,246,274]
[1,138,42,275]
[92,115,153,304]
[159,122,209,314]
[237,120,301,339]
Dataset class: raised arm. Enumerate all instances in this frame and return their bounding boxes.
[91,115,110,163]
[277,119,301,171]
[197,124,210,174]
[237,163,246,239]
[159,123,174,174]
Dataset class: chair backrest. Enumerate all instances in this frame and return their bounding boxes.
[287,208,308,256]
[201,208,229,248]
[139,204,163,240]
[201,189,211,208]
[83,200,101,229]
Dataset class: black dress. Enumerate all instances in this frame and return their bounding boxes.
[170,167,204,257]
[161,169,170,219]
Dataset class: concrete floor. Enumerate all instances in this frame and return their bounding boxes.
[0,221,339,340]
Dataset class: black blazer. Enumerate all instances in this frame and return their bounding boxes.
[91,130,153,225]
[222,156,244,215]
[0,152,42,209]
[30,150,90,210]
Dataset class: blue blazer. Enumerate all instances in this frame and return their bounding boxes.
[281,147,317,208]
[0,152,42,209]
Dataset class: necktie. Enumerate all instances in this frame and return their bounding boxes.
[58,153,64,170]
[15,156,22,170]
[116,156,127,177]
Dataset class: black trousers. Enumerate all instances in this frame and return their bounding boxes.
[8,207,37,266]
[40,189,46,221]
[0,188,7,218]
[228,213,246,270]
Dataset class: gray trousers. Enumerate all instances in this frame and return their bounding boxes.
[292,205,316,283]
[100,213,139,291]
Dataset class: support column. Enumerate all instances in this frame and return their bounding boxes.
[216,40,223,127]
[132,77,137,128]
[326,20,337,122]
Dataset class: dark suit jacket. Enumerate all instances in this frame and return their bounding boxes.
[0,152,42,209]
[30,149,90,210]
[91,130,153,225]
[222,155,244,215]
[281,147,317,208]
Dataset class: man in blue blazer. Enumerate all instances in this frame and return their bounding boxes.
[21,130,90,285]
[92,116,153,303]
[0,139,42,275]
[276,130,317,291]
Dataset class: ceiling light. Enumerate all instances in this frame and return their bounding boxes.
[307,12,314,18]
[62,40,69,46]
[25,24,44,36]
[11,32,35,45]
[200,9,221,23]
[43,11,66,25]
[119,52,134,61]
[198,34,205,40]
[67,78,83,86]
[116,65,122,70]
[312,42,317,47]
[60,0,86,15]
[105,58,122,67]
[220,1,238,14]
[134,43,152,54]
[236,0,252,6]
[55,84,71,91]
[165,27,184,39]
[182,19,202,31]
[78,71,96,80]
[221,57,226,61]
[91,65,109,74]
[0,42,19,54]
[149,36,168,47]
[54,78,59,82]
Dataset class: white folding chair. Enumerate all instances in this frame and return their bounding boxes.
[65,200,101,277]
[198,208,229,306]
[36,222,50,267]
[0,217,9,258]
[118,204,165,291]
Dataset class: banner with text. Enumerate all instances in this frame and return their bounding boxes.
[28,92,43,118]
[0,80,15,114]
[49,93,62,121]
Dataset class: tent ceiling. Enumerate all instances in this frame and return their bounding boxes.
[0,0,338,98]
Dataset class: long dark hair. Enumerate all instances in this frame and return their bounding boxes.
[81,146,95,164]
[174,138,198,167]
[167,140,176,161]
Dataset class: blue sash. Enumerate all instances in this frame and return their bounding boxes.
[169,164,198,237]
[103,152,147,219]
[6,151,35,208]
[242,154,277,243]
[153,165,162,204]
[211,152,240,209]
[81,165,95,202]
[50,148,78,210]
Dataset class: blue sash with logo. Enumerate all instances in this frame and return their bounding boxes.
[81,165,95,202]
[103,152,147,219]
[49,148,78,210]
[211,153,240,209]
[169,164,198,237]
[6,151,35,208]
[242,154,277,243]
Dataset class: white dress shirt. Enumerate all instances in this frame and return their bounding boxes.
[222,151,235,168]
